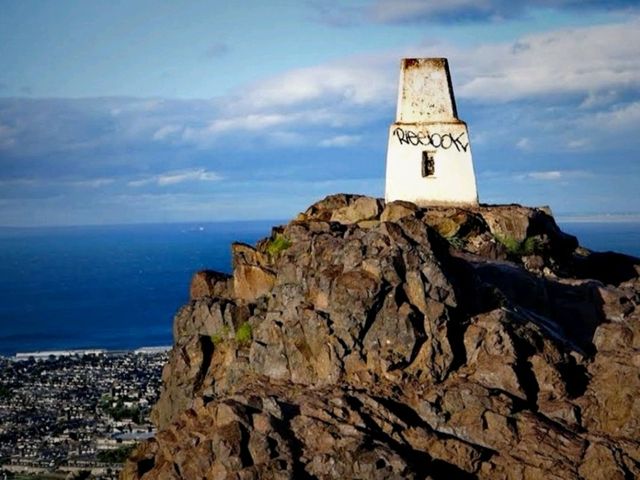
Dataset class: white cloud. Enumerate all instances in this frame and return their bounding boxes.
[367,0,638,24]
[515,137,530,150]
[527,171,563,181]
[579,90,619,109]
[319,134,362,147]
[180,113,288,145]
[480,169,596,185]
[231,59,395,111]
[566,100,640,148]
[567,138,590,150]
[152,125,183,141]
[589,100,640,128]
[67,178,115,188]
[128,169,222,187]
[265,130,306,147]
[206,113,290,133]
[181,108,354,145]
[518,170,593,181]
[451,19,640,101]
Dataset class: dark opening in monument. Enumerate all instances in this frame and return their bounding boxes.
[422,151,435,177]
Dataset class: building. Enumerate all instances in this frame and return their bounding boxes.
[385,58,478,206]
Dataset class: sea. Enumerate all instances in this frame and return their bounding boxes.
[0,221,277,356]
[0,220,639,357]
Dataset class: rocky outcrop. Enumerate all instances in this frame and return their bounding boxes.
[124,194,640,480]
[190,270,232,300]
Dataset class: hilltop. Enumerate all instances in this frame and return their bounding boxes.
[122,194,640,479]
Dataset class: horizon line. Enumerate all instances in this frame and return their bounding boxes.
[3,214,640,229]
[0,218,288,229]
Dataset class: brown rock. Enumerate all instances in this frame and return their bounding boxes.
[127,194,640,480]
[303,193,362,221]
[330,196,382,224]
[233,264,276,301]
[582,354,640,439]
[479,205,533,243]
[380,200,418,222]
[463,310,528,400]
[578,442,627,480]
[232,242,269,268]
[189,270,231,300]
[231,242,276,301]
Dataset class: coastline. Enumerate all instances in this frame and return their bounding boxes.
[4,345,172,361]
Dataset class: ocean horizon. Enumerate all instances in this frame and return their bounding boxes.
[0,219,638,356]
[0,220,279,356]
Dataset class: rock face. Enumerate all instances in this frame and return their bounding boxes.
[123,194,640,480]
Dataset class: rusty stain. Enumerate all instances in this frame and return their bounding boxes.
[402,58,447,71]
[404,58,421,69]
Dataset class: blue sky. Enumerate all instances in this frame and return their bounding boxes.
[1,0,639,226]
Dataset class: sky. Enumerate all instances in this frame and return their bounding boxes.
[1,0,639,226]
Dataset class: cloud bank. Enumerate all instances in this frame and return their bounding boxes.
[312,0,639,25]
[1,16,639,225]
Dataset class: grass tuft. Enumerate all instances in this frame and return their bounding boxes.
[496,235,541,256]
[211,325,230,346]
[265,234,292,257]
[447,235,465,249]
[235,322,253,345]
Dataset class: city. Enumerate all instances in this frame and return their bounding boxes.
[0,348,168,479]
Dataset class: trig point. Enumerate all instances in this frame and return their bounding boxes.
[385,58,478,206]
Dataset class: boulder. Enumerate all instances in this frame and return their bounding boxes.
[380,200,418,222]
[304,193,363,221]
[233,264,276,301]
[232,243,276,301]
[189,270,231,300]
[330,196,383,224]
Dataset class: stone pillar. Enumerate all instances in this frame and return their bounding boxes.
[385,58,478,206]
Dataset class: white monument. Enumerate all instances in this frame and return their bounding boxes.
[385,58,478,206]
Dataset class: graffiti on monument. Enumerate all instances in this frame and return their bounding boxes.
[393,127,469,152]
